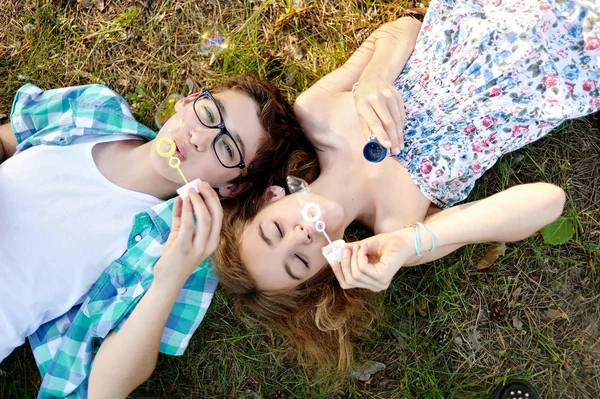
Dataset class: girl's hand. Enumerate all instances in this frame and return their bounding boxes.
[354,73,405,155]
[155,182,223,286]
[331,232,414,292]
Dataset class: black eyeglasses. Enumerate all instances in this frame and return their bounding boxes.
[193,89,248,177]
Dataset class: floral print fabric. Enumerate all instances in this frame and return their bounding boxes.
[394,0,600,208]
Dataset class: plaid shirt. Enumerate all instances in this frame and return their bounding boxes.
[10,84,218,398]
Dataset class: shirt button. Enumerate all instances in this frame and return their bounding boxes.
[117,287,127,295]
[134,234,142,242]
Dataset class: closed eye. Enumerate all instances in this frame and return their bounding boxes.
[274,221,284,238]
[295,254,308,268]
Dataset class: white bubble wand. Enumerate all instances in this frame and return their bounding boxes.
[287,176,346,263]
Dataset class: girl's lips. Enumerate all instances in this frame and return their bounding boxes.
[174,139,187,160]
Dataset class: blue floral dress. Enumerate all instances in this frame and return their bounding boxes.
[394,0,600,208]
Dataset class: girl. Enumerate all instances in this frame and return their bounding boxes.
[215,0,600,373]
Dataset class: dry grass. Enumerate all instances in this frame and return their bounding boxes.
[1,1,599,398]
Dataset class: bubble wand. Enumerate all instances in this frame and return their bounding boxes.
[287,176,346,263]
[155,136,201,198]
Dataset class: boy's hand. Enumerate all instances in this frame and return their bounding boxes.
[154,182,223,286]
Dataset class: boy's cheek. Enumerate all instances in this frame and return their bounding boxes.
[161,116,178,132]
[158,116,184,136]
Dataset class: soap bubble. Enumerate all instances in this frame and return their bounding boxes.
[154,94,183,130]
[198,30,228,56]
[286,175,309,193]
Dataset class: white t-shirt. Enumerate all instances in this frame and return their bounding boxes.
[0,135,161,361]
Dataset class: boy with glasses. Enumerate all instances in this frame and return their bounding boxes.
[190,89,249,176]
[0,77,307,397]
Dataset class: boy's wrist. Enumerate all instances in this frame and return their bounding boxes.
[150,276,186,300]
[153,262,191,292]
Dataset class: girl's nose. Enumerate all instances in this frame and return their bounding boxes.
[292,224,312,245]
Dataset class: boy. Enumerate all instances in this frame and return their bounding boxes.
[0,77,303,397]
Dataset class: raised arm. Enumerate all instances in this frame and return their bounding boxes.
[332,183,566,292]
[294,17,421,136]
[89,184,222,399]
[0,123,18,164]
[353,17,422,153]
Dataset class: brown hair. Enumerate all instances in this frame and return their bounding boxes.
[212,76,314,219]
[212,151,382,376]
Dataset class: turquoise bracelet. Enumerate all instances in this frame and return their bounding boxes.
[413,224,422,256]
[413,222,437,256]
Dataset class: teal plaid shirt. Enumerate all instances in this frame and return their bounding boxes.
[10,84,218,398]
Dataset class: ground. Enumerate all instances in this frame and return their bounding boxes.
[0,1,598,398]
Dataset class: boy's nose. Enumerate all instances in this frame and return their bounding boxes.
[188,128,216,152]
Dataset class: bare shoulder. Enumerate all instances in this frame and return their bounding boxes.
[294,89,356,147]
[294,84,341,126]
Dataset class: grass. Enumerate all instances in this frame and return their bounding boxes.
[1,0,599,398]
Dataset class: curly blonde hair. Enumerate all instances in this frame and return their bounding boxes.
[213,150,382,376]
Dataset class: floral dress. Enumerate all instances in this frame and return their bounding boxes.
[395,0,600,208]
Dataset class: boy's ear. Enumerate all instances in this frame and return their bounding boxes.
[218,182,252,199]
[264,186,286,202]
[175,92,202,112]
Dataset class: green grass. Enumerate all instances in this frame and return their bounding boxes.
[1,1,599,398]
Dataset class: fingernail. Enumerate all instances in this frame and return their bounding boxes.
[384,140,392,147]
[394,147,401,155]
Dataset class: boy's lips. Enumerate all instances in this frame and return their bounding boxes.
[174,139,187,160]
